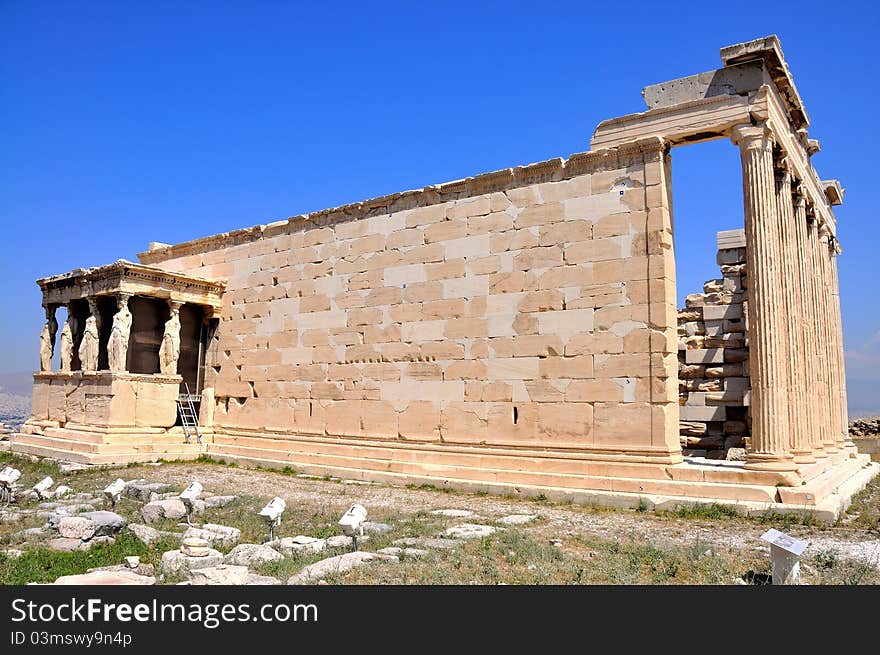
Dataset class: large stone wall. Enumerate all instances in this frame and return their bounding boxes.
[140,138,681,462]
[677,229,751,460]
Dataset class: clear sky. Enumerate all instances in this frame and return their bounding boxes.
[1,1,878,413]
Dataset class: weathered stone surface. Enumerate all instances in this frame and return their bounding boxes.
[125,481,171,502]
[1,548,24,559]
[159,549,224,576]
[12,527,45,542]
[326,534,370,548]
[181,537,212,557]
[377,547,429,558]
[288,551,396,584]
[57,516,97,540]
[224,543,284,567]
[80,511,126,536]
[392,537,464,550]
[246,573,282,585]
[189,564,249,585]
[141,498,187,523]
[443,524,498,539]
[272,536,326,555]
[54,570,155,585]
[47,537,87,552]
[360,521,392,534]
[184,524,241,548]
[204,495,236,508]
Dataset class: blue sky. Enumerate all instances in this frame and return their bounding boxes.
[1,1,878,413]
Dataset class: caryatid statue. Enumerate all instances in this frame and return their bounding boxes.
[108,294,132,372]
[58,308,75,372]
[39,306,58,372]
[159,303,182,375]
[78,299,101,372]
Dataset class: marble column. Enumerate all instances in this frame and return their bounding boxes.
[796,195,827,458]
[39,305,58,372]
[159,301,183,376]
[78,297,101,372]
[817,225,840,453]
[829,240,852,450]
[732,124,796,471]
[108,293,133,372]
[776,162,814,463]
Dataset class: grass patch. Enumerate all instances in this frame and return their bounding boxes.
[669,503,740,520]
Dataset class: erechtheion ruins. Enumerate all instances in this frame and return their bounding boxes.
[13,36,878,519]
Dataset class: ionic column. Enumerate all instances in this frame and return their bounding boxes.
[796,195,827,458]
[108,293,133,372]
[58,303,75,372]
[78,297,101,372]
[731,124,796,471]
[159,301,183,376]
[817,225,840,453]
[829,242,853,449]
[39,305,58,372]
[776,162,814,463]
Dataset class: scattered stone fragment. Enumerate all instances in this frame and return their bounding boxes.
[47,537,87,552]
[288,551,396,584]
[190,564,249,585]
[58,462,91,474]
[88,563,155,577]
[54,570,156,585]
[429,509,475,518]
[1,549,23,559]
[224,543,284,567]
[124,481,171,502]
[443,524,498,539]
[90,536,116,547]
[184,523,241,548]
[125,556,140,568]
[53,485,73,499]
[361,521,392,534]
[141,498,188,523]
[498,514,537,526]
[12,527,45,542]
[159,549,224,576]
[246,573,281,585]
[57,516,97,540]
[80,510,126,536]
[726,448,747,461]
[377,547,429,558]
[128,523,161,546]
[392,537,463,550]
[0,511,22,524]
[181,537,212,557]
[326,534,370,548]
[204,495,236,508]
[272,536,326,555]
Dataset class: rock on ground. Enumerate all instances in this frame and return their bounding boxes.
[54,570,155,585]
[57,516,97,540]
[124,481,171,502]
[429,509,475,518]
[141,498,188,523]
[80,510,126,536]
[224,543,284,566]
[88,563,155,577]
[47,537,87,552]
[128,524,161,546]
[361,521,392,534]
[204,495,236,508]
[159,549,224,576]
[326,534,369,548]
[288,552,397,584]
[1,549,24,559]
[246,573,281,585]
[272,536,326,555]
[498,514,538,526]
[377,547,429,558]
[184,524,240,548]
[392,537,464,550]
[189,565,249,585]
[443,524,498,539]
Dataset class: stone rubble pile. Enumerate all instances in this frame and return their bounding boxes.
[48,510,126,552]
[849,418,880,437]
[678,229,751,460]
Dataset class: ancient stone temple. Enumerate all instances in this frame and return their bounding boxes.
[13,36,878,519]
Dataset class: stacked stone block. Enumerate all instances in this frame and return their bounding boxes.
[678,229,750,459]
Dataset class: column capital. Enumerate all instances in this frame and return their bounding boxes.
[731,123,774,152]
[168,299,185,312]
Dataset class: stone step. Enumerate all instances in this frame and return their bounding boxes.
[11,432,206,464]
[778,454,872,506]
[206,440,780,503]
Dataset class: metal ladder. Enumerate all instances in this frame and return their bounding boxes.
[177,383,201,444]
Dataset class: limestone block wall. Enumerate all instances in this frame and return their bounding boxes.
[139,138,681,462]
[677,229,751,459]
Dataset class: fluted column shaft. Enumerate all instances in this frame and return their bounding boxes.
[796,197,827,457]
[776,164,814,462]
[817,227,840,452]
[732,124,796,471]
[829,245,852,449]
